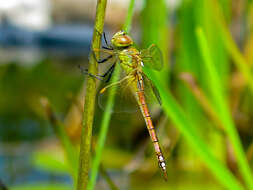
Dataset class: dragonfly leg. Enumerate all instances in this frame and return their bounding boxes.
[78,63,115,81]
[100,75,132,93]
[84,72,103,81]
[78,65,103,80]
[93,48,114,54]
[102,32,113,50]
[97,54,113,64]
[94,29,113,50]
[91,49,114,64]
[102,46,113,50]
[104,63,116,82]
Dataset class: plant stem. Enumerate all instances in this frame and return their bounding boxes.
[87,1,135,190]
[40,97,78,186]
[77,0,107,190]
[87,64,120,190]
[122,0,135,32]
[99,164,119,190]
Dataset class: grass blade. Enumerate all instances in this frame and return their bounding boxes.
[143,68,244,190]
[211,0,253,94]
[196,27,253,190]
[40,97,78,186]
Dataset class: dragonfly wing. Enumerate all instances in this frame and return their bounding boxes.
[142,74,162,106]
[85,48,118,82]
[98,73,138,113]
[140,44,163,71]
[90,48,114,62]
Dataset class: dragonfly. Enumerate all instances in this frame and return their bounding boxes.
[84,30,167,179]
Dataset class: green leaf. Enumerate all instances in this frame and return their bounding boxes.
[196,27,253,190]
[143,67,244,190]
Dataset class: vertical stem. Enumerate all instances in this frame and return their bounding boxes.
[122,0,135,32]
[77,0,107,190]
[87,1,135,190]
[41,97,78,186]
[87,64,120,190]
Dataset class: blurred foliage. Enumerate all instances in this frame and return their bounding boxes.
[0,60,83,141]
[11,183,72,190]
[1,0,253,189]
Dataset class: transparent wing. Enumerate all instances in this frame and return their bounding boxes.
[98,71,161,113]
[142,73,162,106]
[140,44,163,71]
[98,72,138,113]
[89,48,115,64]
[85,48,117,81]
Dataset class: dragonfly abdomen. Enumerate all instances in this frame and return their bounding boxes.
[135,77,167,179]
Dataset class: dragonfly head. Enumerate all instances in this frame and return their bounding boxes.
[111,30,133,48]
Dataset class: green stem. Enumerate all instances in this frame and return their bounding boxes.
[41,98,78,186]
[77,0,107,190]
[122,0,135,32]
[87,64,120,190]
[99,164,119,190]
[87,1,135,190]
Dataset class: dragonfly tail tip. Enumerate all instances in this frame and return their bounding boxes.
[161,168,168,181]
[163,171,168,181]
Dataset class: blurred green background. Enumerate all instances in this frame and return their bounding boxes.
[0,0,253,189]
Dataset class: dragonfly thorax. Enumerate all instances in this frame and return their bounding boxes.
[118,47,142,75]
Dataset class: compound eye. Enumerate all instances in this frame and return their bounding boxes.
[118,35,132,46]
[120,30,126,35]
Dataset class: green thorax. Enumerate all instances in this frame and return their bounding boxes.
[117,46,142,75]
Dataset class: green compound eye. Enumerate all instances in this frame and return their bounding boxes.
[111,31,133,48]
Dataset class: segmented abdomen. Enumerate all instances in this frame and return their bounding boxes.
[135,74,167,178]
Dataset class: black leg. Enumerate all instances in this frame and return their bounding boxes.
[103,32,109,47]
[98,54,113,63]
[103,32,113,50]
[105,64,115,83]
[94,29,112,48]
[91,51,113,64]
[102,46,113,50]
[95,28,103,37]
[78,63,116,82]
[101,63,115,78]
[78,65,103,81]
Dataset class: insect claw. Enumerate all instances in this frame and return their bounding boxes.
[94,28,103,36]
[100,88,106,94]
[78,64,85,72]
[91,51,99,62]
[102,46,113,50]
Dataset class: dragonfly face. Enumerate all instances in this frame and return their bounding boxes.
[111,30,133,48]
